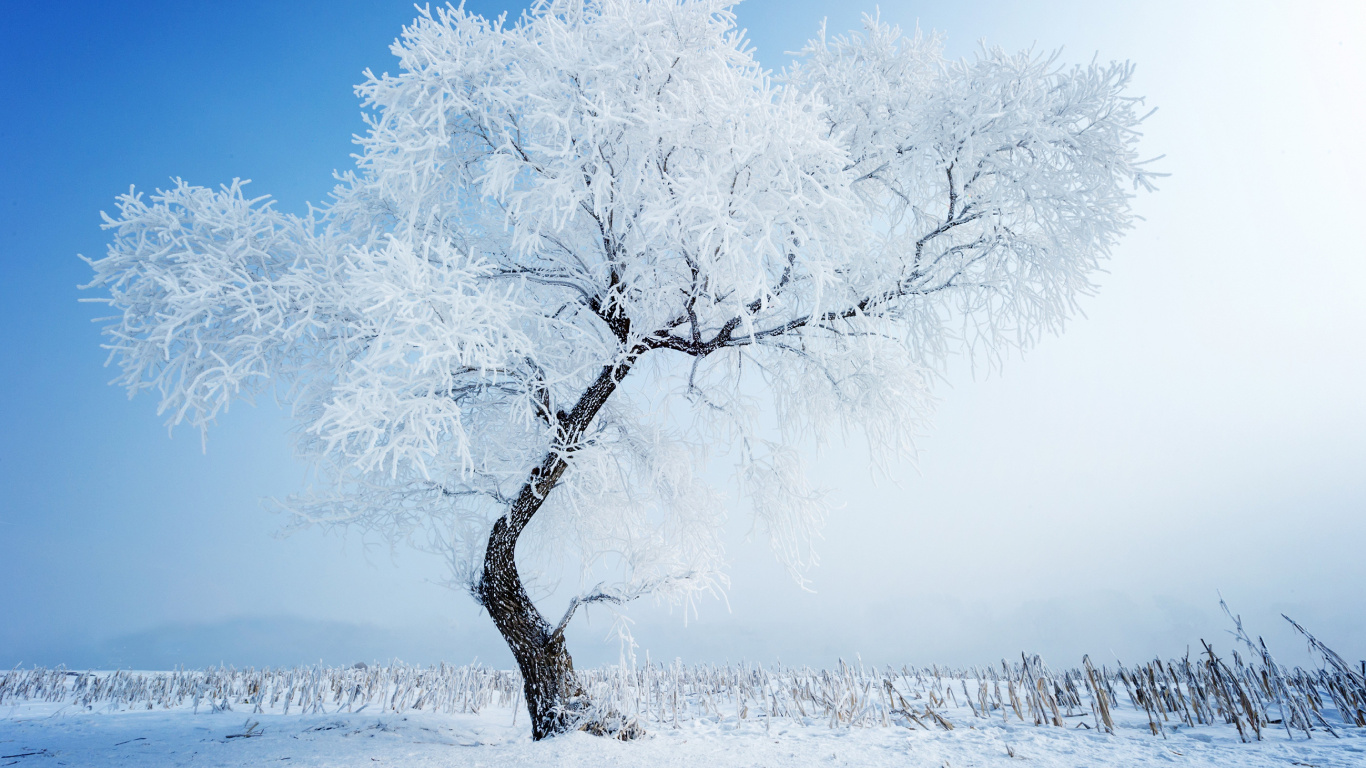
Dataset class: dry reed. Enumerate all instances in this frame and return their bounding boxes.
[2,616,1360,742]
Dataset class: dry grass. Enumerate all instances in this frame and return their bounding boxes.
[3,614,1361,742]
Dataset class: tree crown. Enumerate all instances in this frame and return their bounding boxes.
[85,0,1156,610]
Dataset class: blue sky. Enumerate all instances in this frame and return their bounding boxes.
[2,0,1364,670]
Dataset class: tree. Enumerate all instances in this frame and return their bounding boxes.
[83,0,1155,740]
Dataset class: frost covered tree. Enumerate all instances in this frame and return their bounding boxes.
[83,0,1155,739]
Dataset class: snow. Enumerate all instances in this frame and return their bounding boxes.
[5,697,1363,767]
[82,0,1158,621]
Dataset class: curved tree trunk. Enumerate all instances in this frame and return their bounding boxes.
[476,357,639,739]
[478,512,581,740]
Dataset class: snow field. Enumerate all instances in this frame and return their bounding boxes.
[3,701,1364,767]
[4,650,1365,767]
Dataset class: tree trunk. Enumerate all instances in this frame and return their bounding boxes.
[476,358,641,739]
[478,513,582,740]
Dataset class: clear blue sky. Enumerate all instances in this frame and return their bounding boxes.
[2,0,1363,670]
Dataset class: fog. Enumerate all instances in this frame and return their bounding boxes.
[1,0,1361,671]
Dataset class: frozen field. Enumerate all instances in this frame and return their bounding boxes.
[3,701,1365,767]
[3,654,1364,768]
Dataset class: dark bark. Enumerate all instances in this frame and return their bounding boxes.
[476,358,637,740]
[478,510,581,739]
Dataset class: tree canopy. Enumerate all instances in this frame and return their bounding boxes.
[85,0,1155,701]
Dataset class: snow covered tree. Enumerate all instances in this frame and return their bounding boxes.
[83,0,1156,739]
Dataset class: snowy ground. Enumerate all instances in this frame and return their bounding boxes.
[4,700,1363,767]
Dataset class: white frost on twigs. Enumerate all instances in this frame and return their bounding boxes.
[83,0,1154,618]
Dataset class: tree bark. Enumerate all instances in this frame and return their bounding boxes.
[476,358,638,739]
[478,511,581,740]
